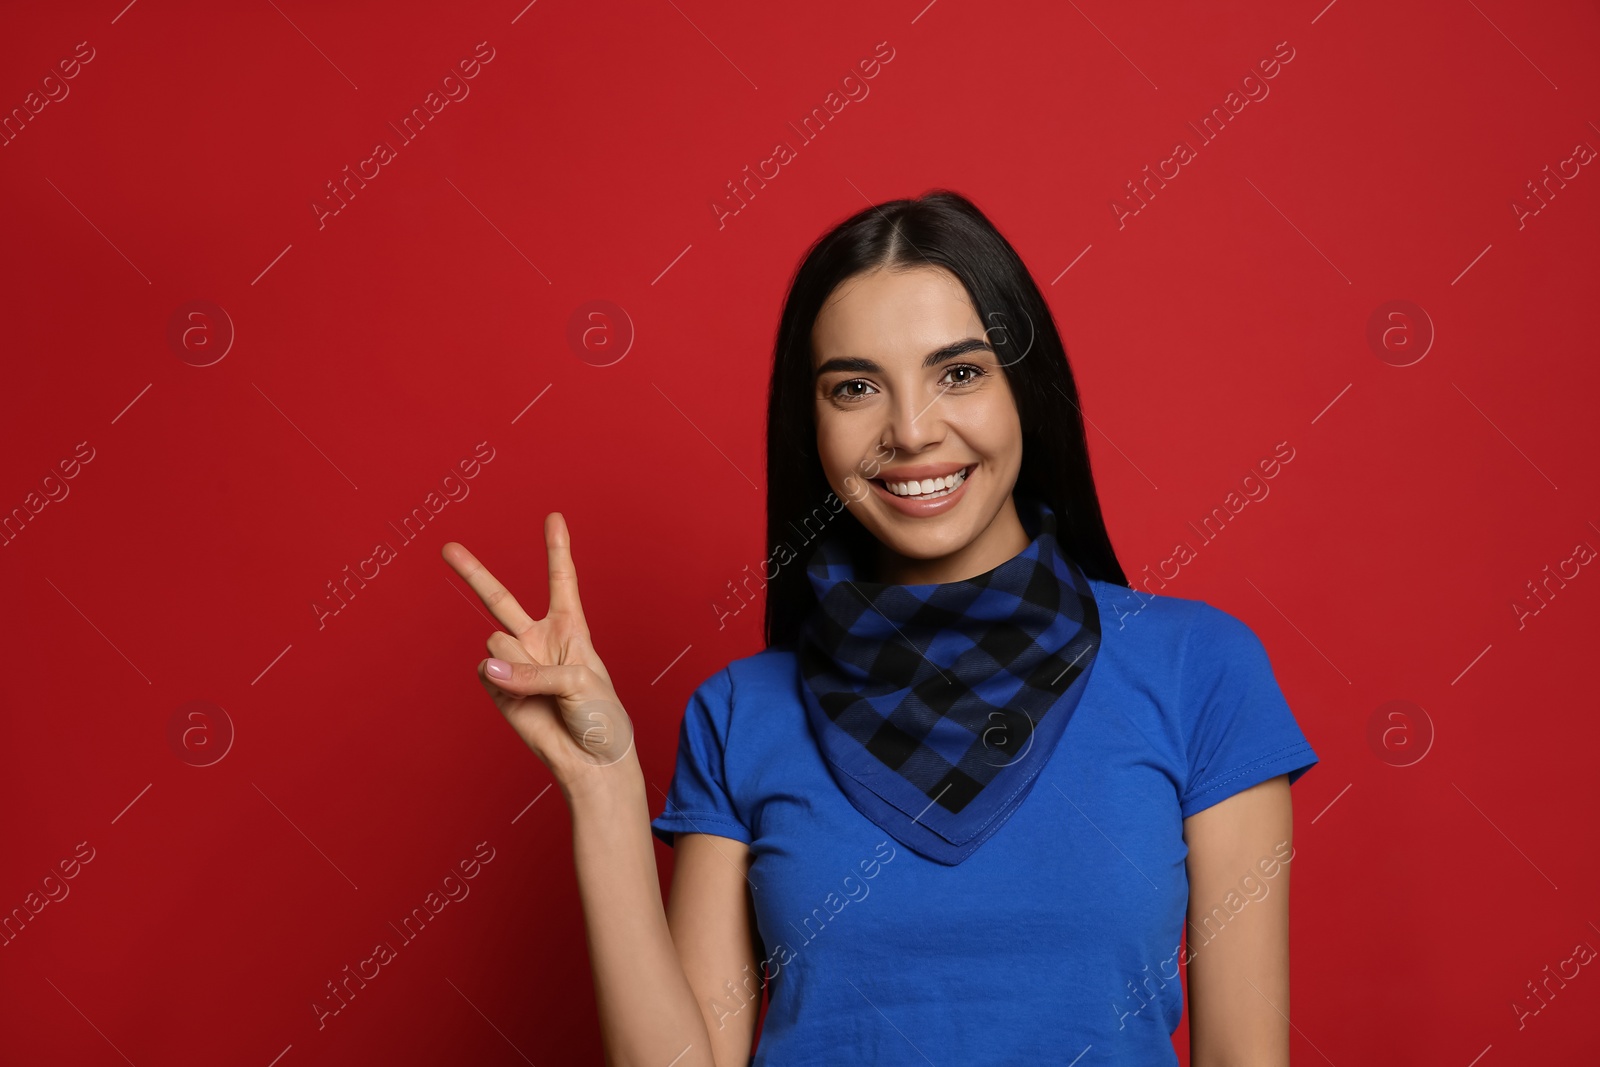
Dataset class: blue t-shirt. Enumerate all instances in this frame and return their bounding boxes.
[650,579,1319,1065]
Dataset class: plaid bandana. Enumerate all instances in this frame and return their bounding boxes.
[796,495,1101,865]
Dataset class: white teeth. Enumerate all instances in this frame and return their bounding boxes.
[884,467,969,498]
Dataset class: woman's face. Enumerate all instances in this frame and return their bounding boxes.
[811,265,1029,585]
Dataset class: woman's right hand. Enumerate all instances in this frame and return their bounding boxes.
[441,513,635,794]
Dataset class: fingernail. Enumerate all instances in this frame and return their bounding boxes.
[486,658,512,680]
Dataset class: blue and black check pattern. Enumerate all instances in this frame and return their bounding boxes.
[797,495,1102,865]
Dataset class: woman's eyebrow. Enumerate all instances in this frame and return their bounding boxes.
[814,336,993,378]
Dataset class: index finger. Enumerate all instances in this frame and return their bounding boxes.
[441,541,538,636]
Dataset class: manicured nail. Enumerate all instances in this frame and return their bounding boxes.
[486,658,512,680]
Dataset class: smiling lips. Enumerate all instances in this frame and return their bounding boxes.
[880,466,971,498]
[870,463,976,515]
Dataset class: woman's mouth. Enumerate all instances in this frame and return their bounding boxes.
[869,464,976,515]
[877,465,972,500]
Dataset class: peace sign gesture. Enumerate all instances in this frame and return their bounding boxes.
[442,513,635,792]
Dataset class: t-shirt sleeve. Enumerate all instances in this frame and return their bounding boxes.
[1178,602,1319,819]
[649,665,752,847]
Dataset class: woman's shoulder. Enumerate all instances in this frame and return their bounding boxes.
[679,644,802,712]
[1086,576,1204,638]
[1087,578,1288,691]
[725,643,801,691]
[666,646,803,756]
[1086,577,1278,682]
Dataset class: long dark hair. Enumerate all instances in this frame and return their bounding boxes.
[763,189,1128,649]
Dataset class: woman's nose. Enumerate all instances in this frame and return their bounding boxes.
[880,387,945,451]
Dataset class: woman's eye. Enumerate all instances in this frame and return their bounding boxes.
[830,365,984,402]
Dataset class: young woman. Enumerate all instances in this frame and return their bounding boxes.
[442,190,1318,1066]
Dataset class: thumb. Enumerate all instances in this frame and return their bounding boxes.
[482,657,586,699]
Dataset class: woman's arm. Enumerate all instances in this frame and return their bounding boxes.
[440,525,758,1067]
[1182,774,1295,1067]
[566,759,760,1067]
[662,832,763,1062]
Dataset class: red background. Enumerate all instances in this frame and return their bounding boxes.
[3,1,1598,1063]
